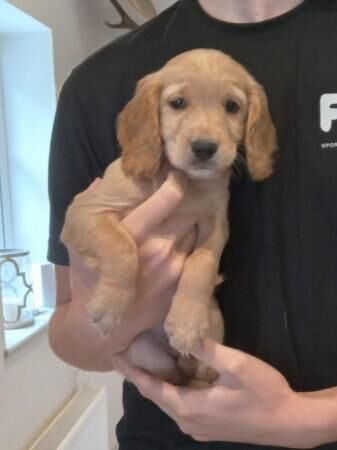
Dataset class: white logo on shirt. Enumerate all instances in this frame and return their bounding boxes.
[320,94,337,132]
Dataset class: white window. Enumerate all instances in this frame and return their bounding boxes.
[0,73,13,250]
[0,2,56,352]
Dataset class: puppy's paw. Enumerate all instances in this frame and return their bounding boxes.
[152,367,186,386]
[177,355,198,378]
[86,287,135,335]
[164,310,209,356]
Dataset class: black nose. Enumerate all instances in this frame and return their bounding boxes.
[191,140,218,161]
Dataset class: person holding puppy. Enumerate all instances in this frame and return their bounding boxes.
[48,0,337,449]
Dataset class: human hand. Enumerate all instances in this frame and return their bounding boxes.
[66,171,198,355]
[116,338,316,448]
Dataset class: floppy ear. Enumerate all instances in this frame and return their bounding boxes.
[117,73,162,178]
[244,82,277,180]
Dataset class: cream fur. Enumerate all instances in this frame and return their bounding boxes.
[61,49,277,384]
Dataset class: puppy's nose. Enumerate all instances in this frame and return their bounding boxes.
[191,140,218,161]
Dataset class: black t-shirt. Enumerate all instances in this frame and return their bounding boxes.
[48,1,337,448]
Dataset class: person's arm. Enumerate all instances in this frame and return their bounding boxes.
[49,264,130,371]
[116,339,337,448]
[49,172,197,371]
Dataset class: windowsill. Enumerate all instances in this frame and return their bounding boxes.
[4,308,54,356]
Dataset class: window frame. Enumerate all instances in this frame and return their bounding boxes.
[0,71,13,249]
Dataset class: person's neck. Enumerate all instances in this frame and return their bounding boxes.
[197,0,305,24]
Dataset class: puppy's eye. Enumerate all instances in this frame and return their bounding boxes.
[225,100,240,114]
[169,97,187,110]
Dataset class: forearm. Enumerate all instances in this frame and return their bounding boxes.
[275,387,337,449]
[49,304,112,371]
[295,388,337,448]
[48,301,143,372]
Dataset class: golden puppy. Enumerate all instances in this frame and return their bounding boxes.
[61,49,277,384]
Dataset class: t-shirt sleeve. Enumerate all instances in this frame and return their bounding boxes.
[47,74,102,266]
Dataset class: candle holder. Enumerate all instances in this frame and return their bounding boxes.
[0,249,35,329]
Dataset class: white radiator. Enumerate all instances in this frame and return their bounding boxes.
[29,386,110,450]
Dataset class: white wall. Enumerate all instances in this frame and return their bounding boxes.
[8,0,85,93]
[1,1,175,448]
[9,0,176,92]
[0,334,76,450]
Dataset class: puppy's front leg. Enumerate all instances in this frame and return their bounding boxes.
[62,201,138,335]
[164,217,227,355]
[86,214,139,334]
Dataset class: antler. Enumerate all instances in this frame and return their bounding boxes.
[107,0,138,30]
[128,0,157,19]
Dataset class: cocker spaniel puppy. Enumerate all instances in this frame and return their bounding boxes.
[61,49,277,384]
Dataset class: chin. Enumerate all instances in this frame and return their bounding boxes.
[165,152,229,180]
[185,167,221,180]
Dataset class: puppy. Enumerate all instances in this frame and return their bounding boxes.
[61,49,277,384]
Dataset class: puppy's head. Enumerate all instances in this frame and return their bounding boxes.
[118,49,277,180]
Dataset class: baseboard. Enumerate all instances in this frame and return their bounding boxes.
[29,386,109,450]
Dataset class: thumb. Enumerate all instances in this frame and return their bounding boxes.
[192,338,231,372]
[86,177,102,192]
[193,339,284,390]
[192,339,250,385]
[122,170,188,244]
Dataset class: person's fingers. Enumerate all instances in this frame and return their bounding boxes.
[156,214,197,245]
[116,356,186,416]
[194,215,215,247]
[128,285,177,332]
[86,177,102,192]
[189,434,211,442]
[139,224,197,291]
[192,339,280,389]
[114,356,161,398]
[139,215,197,268]
[68,246,84,267]
[191,339,224,372]
[191,339,249,380]
[122,171,188,244]
[175,223,198,255]
[140,380,185,418]
[153,226,197,283]
[68,246,99,289]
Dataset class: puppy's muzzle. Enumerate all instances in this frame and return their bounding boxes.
[191,139,218,161]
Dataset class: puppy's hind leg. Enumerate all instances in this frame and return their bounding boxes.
[124,332,185,385]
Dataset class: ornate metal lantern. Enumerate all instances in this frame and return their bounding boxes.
[0,249,35,329]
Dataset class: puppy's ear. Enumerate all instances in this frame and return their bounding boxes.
[244,82,277,180]
[117,74,162,178]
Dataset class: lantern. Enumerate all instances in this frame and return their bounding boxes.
[0,249,35,329]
